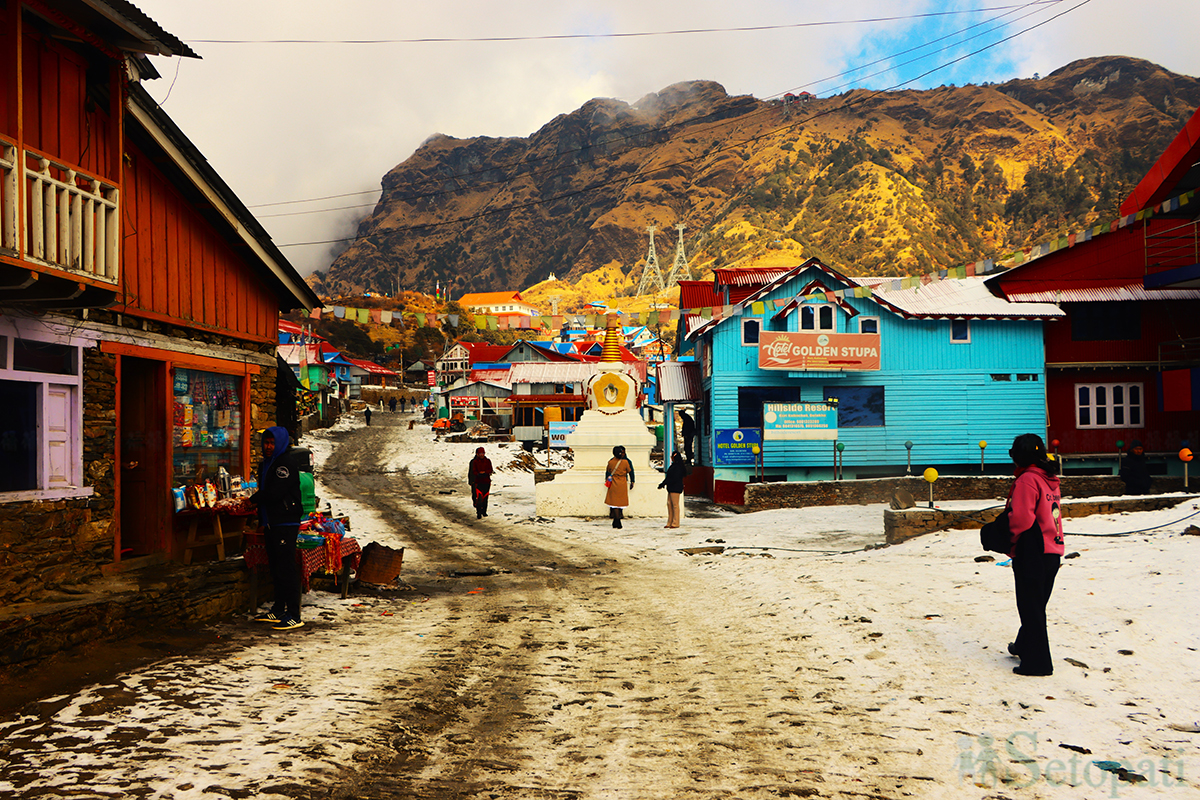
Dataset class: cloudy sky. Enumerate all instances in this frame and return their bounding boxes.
[132,0,1200,277]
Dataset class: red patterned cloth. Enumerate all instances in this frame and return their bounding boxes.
[244,532,362,593]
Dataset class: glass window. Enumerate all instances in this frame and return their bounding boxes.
[0,381,38,491]
[742,318,760,345]
[951,319,970,342]
[800,304,835,332]
[737,386,802,428]
[825,385,885,427]
[13,339,76,374]
[171,368,244,487]
[858,317,878,334]
[1076,382,1143,429]
[1069,302,1141,341]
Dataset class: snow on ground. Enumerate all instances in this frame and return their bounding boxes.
[2,411,1197,798]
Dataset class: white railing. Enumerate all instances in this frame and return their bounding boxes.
[0,140,17,257]
[21,150,119,282]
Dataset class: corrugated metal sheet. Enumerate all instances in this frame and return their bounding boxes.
[469,368,512,386]
[856,276,1064,318]
[656,361,703,402]
[714,267,792,286]
[1005,284,1200,303]
[509,362,634,384]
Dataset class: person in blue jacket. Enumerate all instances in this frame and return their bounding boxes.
[250,426,304,631]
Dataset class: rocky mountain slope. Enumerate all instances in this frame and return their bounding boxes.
[316,56,1200,301]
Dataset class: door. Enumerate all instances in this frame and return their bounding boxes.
[120,357,167,558]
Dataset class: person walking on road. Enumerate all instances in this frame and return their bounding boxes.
[389,397,397,413]
[250,426,305,631]
[400,397,407,413]
[468,447,494,519]
[658,450,689,528]
[364,406,372,426]
[1004,433,1064,677]
[679,410,696,465]
[605,445,634,529]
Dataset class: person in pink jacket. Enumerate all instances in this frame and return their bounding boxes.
[1005,433,1064,676]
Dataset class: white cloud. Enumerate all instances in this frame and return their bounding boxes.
[133,0,1200,275]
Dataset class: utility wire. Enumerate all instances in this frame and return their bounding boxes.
[276,0,1093,248]
[189,4,1063,45]
[251,0,1055,215]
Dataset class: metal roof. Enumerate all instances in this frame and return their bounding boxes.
[855,276,1064,319]
[656,361,703,402]
[509,362,635,384]
[469,368,512,386]
[1004,283,1200,303]
[713,267,793,287]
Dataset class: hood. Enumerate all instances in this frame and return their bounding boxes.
[259,426,291,479]
[1015,463,1060,490]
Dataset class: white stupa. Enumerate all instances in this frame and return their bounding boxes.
[536,314,662,518]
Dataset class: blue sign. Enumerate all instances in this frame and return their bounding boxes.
[762,402,838,440]
[548,421,580,448]
[714,428,762,466]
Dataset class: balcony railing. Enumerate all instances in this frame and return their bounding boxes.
[1145,219,1199,273]
[0,139,119,284]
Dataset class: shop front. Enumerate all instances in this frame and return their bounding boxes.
[106,341,269,564]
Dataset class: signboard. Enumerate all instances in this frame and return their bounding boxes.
[449,396,479,408]
[714,428,762,467]
[763,402,838,440]
[759,332,881,371]
[427,370,436,387]
[548,420,580,448]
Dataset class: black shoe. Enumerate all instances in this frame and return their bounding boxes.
[1007,642,1021,657]
[1012,665,1052,677]
[477,513,482,519]
[615,519,623,529]
[253,611,282,624]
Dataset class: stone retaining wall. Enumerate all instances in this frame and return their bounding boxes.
[744,474,1191,512]
[883,494,1198,544]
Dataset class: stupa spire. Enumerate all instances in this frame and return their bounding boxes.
[600,313,623,362]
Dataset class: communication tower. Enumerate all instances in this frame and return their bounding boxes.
[664,224,689,288]
[635,226,665,296]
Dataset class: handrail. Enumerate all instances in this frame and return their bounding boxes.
[18,148,120,283]
[0,138,17,256]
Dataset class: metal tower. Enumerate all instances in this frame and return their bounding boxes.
[664,224,689,288]
[636,226,665,296]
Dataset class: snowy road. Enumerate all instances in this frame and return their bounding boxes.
[1,411,1198,799]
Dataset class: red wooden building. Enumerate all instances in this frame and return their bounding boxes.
[987,104,1200,469]
[1,0,318,606]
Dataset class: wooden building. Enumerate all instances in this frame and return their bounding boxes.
[0,1,318,604]
[682,260,1061,504]
[987,104,1200,470]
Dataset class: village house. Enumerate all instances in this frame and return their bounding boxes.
[457,290,540,327]
[0,1,318,610]
[986,103,1200,475]
[680,260,1061,504]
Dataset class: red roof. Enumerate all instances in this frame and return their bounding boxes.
[1121,103,1200,215]
[461,342,512,364]
[678,280,721,310]
[348,358,397,376]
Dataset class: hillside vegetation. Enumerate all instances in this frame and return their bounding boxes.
[315,56,1200,311]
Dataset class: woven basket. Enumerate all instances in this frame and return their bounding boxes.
[357,543,405,585]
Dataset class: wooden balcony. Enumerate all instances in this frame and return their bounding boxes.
[0,138,120,307]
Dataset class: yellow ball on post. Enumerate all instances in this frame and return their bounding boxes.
[923,467,939,483]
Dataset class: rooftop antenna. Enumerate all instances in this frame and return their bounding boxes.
[664,223,689,288]
[636,225,665,296]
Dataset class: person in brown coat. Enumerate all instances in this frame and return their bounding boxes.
[605,445,634,529]
[468,447,493,519]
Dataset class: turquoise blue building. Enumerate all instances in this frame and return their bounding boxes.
[679,259,1063,503]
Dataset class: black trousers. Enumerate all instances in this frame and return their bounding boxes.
[264,525,301,620]
[473,482,490,516]
[1011,530,1060,673]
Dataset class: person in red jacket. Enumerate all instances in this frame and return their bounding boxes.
[1005,433,1064,676]
[468,447,494,519]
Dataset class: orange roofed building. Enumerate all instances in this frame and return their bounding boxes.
[458,291,540,325]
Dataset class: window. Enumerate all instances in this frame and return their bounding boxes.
[858,317,879,334]
[800,303,835,331]
[1076,382,1143,429]
[1016,374,1039,381]
[990,374,1012,381]
[824,386,885,427]
[950,319,970,343]
[738,386,802,428]
[741,318,760,345]
[172,369,244,488]
[0,330,86,499]
[1069,302,1141,341]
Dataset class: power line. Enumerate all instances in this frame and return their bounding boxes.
[189,4,1063,45]
[253,0,1060,217]
[276,0,1093,248]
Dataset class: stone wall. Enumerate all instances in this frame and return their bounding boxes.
[884,494,1198,544]
[744,474,1192,512]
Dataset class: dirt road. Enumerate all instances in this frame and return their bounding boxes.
[0,416,988,799]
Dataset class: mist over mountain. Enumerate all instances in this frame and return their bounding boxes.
[316,56,1200,299]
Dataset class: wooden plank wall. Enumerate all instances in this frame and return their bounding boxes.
[120,137,277,343]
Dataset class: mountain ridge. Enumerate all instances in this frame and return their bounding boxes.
[315,56,1200,303]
